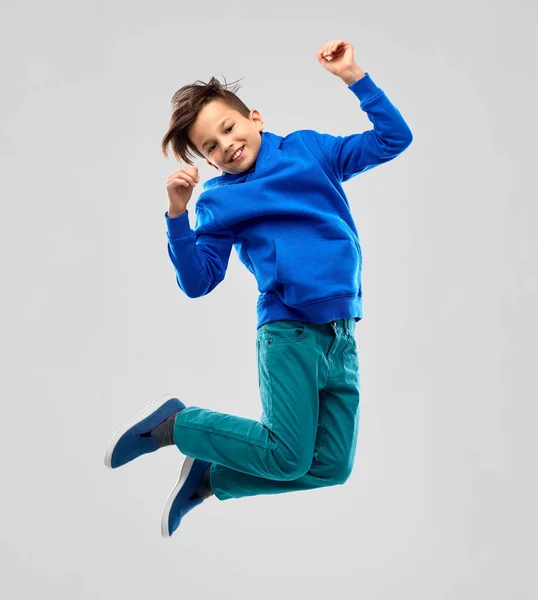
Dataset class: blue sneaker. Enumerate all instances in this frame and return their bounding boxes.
[161,456,212,538]
[104,393,185,469]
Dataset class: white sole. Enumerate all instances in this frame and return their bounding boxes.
[161,455,195,538]
[104,393,176,469]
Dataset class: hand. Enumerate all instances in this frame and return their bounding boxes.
[316,39,360,79]
[166,165,200,215]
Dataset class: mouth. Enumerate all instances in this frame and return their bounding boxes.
[229,146,245,163]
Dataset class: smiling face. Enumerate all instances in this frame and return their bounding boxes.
[188,99,264,174]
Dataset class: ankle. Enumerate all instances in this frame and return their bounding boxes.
[148,411,180,447]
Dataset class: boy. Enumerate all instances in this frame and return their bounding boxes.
[105,39,413,538]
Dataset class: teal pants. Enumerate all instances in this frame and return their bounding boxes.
[173,318,361,500]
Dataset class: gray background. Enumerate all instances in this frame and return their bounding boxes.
[1,0,537,598]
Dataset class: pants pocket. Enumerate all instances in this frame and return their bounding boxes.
[260,320,309,344]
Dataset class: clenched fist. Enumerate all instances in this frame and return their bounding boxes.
[166,165,200,217]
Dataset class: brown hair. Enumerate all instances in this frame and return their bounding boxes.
[161,75,251,165]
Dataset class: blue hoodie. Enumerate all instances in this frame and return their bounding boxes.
[164,73,413,329]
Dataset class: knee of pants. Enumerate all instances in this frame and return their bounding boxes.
[327,461,354,486]
[274,448,312,481]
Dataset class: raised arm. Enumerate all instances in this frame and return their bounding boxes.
[313,39,413,181]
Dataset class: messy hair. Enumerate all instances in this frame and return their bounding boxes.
[161,75,251,165]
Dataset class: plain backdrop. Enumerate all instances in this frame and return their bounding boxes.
[1,1,537,598]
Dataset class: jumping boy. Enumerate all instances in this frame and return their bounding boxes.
[105,39,413,538]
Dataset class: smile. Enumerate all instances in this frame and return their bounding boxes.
[230,146,244,162]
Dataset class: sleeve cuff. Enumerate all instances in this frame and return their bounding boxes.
[165,210,193,239]
[348,72,382,102]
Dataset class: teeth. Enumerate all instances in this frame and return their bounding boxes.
[231,147,243,162]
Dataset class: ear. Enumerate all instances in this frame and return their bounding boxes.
[250,109,264,129]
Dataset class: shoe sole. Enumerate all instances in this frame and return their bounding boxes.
[161,455,195,538]
[104,392,176,469]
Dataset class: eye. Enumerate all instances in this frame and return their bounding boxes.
[207,125,234,153]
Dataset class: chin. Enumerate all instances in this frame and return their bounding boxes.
[225,160,250,174]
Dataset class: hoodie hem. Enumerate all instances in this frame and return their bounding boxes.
[256,294,362,329]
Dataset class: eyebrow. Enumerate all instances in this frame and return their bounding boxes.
[201,118,231,150]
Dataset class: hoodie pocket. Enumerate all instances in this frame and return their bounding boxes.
[274,218,361,308]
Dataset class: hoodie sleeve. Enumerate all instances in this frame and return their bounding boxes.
[310,72,413,182]
[165,204,234,298]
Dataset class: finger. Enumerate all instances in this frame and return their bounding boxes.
[326,39,339,51]
[167,169,187,182]
[188,166,199,180]
[179,173,198,186]
[318,43,332,58]
[168,165,198,177]
[167,174,192,189]
[321,44,336,59]
[168,168,199,183]
[183,169,199,182]
[172,179,191,188]
[331,40,344,53]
